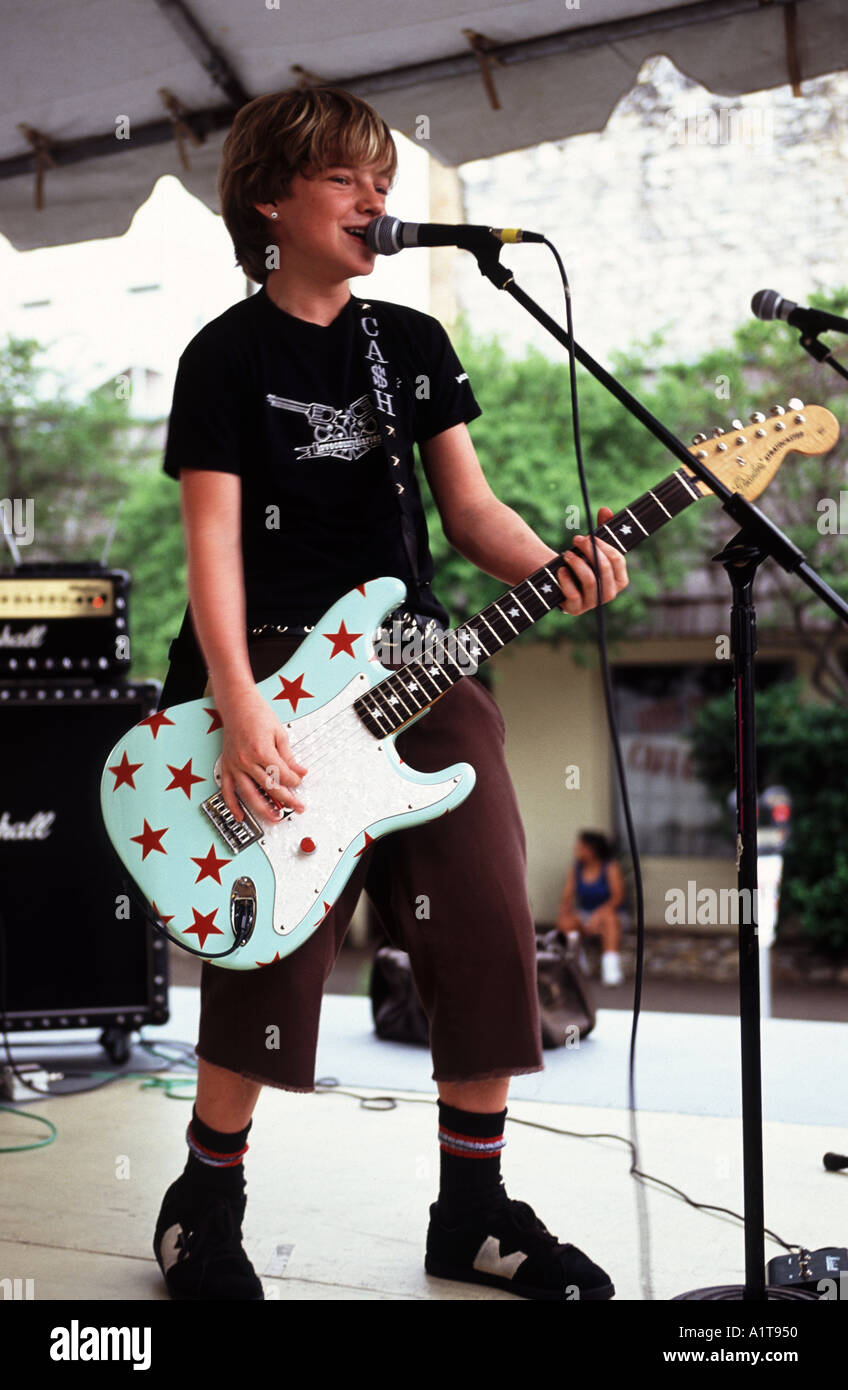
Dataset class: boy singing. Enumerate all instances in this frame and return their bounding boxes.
[155,84,627,1301]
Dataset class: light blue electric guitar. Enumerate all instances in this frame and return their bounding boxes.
[99,404,837,969]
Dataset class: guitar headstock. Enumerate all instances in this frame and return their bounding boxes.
[682,400,840,501]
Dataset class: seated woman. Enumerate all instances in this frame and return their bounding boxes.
[556,831,625,986]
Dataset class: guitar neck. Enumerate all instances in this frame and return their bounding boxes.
[354,466,703,737]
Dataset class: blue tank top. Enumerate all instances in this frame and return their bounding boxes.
[575,862,610,910]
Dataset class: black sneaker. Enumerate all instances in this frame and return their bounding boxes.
[153,1176,264,1300]
[425,1195,614,1301]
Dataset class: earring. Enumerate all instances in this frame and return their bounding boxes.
[271,211,278,219]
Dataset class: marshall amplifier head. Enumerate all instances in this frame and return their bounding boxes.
[0,561,131,680]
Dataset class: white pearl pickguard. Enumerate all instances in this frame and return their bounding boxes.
[213,677,463,936]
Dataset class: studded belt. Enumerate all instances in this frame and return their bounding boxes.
[247,609,446,640]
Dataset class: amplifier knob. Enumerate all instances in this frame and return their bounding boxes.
[8,658,17,669]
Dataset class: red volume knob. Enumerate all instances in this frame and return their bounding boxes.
[299,837,316,854]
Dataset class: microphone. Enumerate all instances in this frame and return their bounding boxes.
[823,1152,848,1172]
[751,289,848,337]
[365,215,544,256]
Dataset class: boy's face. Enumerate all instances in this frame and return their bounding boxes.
[267,160,392,284]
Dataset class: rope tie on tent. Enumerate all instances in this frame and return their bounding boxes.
[158,88,204,171]
[781,0,803,96]
[462,29,504,111]
[16,124,57,210]
[291,64,326,90]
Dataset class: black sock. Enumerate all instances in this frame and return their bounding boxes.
[180,1106,252,1203]
[437,1101,508,1224]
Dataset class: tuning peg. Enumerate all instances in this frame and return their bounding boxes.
[770,404,786,415]
[735,434,747,445]
[749,412,766,423]
[787,396,804,410]
[712,427,725,437]
[731,419,744,430]
[691,432,707,444]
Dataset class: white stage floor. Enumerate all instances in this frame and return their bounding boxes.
[2,988,846,1303]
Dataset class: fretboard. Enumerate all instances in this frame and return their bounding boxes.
[354,466,702,738]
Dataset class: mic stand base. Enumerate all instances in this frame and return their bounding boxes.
[673,1285,819,1302]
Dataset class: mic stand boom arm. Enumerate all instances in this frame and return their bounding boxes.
[470,239,847,1303]
[471,241,848,626]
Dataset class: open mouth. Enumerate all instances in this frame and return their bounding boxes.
[344,226,368,240]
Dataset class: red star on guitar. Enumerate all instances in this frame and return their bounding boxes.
[130,820,168,859]
[165,758,205,799]
[273,672,314,711]
[191,844,233,885]
[184,907,224,949]
[323,620,362,658]
[107,751,143,790]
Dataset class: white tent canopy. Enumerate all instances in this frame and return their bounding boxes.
[2,0,846,252]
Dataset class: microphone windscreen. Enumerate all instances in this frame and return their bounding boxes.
[823,1152,848,1171]
[751,289,783,321]
[365,216,401,255]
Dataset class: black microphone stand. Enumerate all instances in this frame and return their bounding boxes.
[796,331,848,385]
[468,239,848,1301]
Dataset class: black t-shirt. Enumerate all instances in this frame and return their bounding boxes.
[162,286,482,628]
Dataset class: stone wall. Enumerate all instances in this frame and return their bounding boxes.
[451,56,848,368]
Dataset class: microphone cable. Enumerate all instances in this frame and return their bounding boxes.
[539,235,653,1298]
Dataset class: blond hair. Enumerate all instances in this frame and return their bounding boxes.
[217,86,397,284]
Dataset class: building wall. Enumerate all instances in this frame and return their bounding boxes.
[491,632,811,929]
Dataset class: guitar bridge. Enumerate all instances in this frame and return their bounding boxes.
[200,791,262,853]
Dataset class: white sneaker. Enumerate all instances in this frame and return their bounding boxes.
[601,951,624,987]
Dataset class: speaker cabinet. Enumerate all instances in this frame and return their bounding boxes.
[0,679,169,1056]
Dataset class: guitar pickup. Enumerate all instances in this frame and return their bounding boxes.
[200,791,262,853]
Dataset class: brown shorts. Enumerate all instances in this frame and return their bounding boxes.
[196,634,544,1090]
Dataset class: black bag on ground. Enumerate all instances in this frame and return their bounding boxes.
[369,931,596,1049]
[535,928,596,1046]
[369,946,430,1045]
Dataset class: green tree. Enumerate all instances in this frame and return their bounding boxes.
[0,335,156,562]
[431,294,848,690]
[0,334,184,681]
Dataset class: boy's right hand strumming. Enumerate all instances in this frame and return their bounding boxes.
[216,685,308,825]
